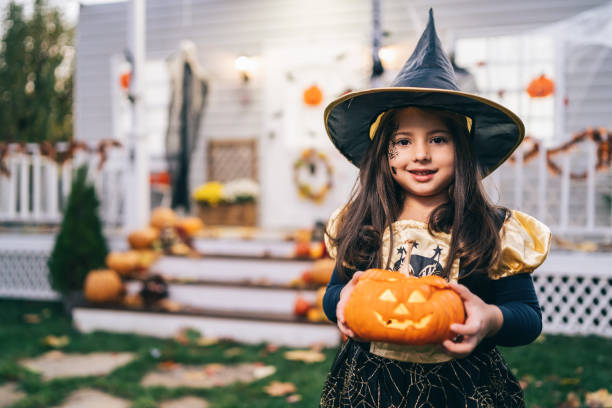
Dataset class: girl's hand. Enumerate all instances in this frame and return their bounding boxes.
[441,282,503,358]
[336,271,367,342]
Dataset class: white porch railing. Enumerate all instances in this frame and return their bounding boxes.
[486,136,612,239]
[0,143,126,226]
[1,137,612,237]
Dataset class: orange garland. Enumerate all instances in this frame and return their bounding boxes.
[508,128,611,180]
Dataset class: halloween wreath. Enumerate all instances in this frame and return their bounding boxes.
[293,149,333,203]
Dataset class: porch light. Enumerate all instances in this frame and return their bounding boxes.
[235,55,258,83]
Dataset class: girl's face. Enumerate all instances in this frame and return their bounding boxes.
[387,107,455,199]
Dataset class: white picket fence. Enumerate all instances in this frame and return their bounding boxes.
[0,143,126,226]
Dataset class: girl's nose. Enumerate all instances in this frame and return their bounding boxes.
[413,141,430,161]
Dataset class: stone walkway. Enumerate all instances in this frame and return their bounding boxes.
[13,351,266,406]
[53,389,130,408]
[19,351,136,380]
[141,362,276,388]
[0,383,25,408]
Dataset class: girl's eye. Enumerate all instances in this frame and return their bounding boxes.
[394,139,410,146]
[431,136,448,144]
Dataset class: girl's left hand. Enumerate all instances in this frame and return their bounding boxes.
[441,282,504,359]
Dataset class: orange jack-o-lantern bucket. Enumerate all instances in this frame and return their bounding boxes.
[344,269,464,345]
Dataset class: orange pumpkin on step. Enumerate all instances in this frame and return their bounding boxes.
[84,269,124,303]
[150,207,178,229]
[127,227,160,249]
[176,216,204,237]
[105,251,140,275]
[344,269,464,345]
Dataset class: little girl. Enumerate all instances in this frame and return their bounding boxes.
[319,10,551,408]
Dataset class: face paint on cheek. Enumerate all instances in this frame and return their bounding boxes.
[388,144,399,161]
[391,166,397,175]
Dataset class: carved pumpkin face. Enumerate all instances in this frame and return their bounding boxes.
[344,269,464,345]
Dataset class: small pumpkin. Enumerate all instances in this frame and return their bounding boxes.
[127,227,160,249]
[303,85,323,106]
[301,258,335,285]
[105,251,141,275]
[344,269,464,345]
[176,216,204,237]
[150,207,178,229]
[526,74,554,98]
[84,269,124,303]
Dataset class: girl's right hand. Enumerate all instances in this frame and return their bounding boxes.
[336,271,366,341]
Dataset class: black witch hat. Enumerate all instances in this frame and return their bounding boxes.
[324,9,524,176]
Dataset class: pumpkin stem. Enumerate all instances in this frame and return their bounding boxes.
[398,240,415,276]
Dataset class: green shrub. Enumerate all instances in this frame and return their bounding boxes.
[48,165,108,294]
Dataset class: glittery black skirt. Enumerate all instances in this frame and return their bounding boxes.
[320,339,524,408]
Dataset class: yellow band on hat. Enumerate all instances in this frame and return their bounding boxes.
[369,111,473,140]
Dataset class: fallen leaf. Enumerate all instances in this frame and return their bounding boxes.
[196,336,219,346]
[586,389,612,408]
[42,335,70,348]
[23,314,40,324]
[224,347,242,357]
[265,344,280,353]
[284,349,325,363]
[560,378,580,385]
[519,380,528,390]
[158,361,180,371]
[286,394,302,403]
[534,334,546,343]
[174,328,201,345]
[575,366,584,375]
[264,381,296,396]
[558,392,580,408]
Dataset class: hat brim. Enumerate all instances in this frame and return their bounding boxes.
[324,87,524,177]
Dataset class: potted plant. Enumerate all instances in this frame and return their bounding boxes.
[193,179,259,226]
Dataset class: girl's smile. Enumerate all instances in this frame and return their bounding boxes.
[388,107,455,200]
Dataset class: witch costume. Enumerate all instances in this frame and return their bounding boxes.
[319,9,551,408]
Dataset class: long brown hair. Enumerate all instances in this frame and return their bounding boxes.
[329,107,506,281]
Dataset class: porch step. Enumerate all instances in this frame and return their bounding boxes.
[72,305,340,347]
[125,280,319,316]
[150,256,315,286]
[192,237,296,258]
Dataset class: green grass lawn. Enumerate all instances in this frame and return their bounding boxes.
[1,299,610,408]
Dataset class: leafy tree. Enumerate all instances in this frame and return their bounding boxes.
[48,165,109,294]
[0,0,73,142]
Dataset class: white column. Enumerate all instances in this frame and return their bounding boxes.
[31,144,42,221]
[46,158,59,221]
[537,144,547,223]
[18,152,29,220]
[586,140,596,230]
[7,154,17,220]
[559,154,570,231]
[124,0,150,230]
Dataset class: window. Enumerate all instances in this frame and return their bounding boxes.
[454,34,555,145]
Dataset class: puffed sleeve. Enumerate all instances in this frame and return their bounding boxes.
[324,206,345,260]
[489,210,552,280]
